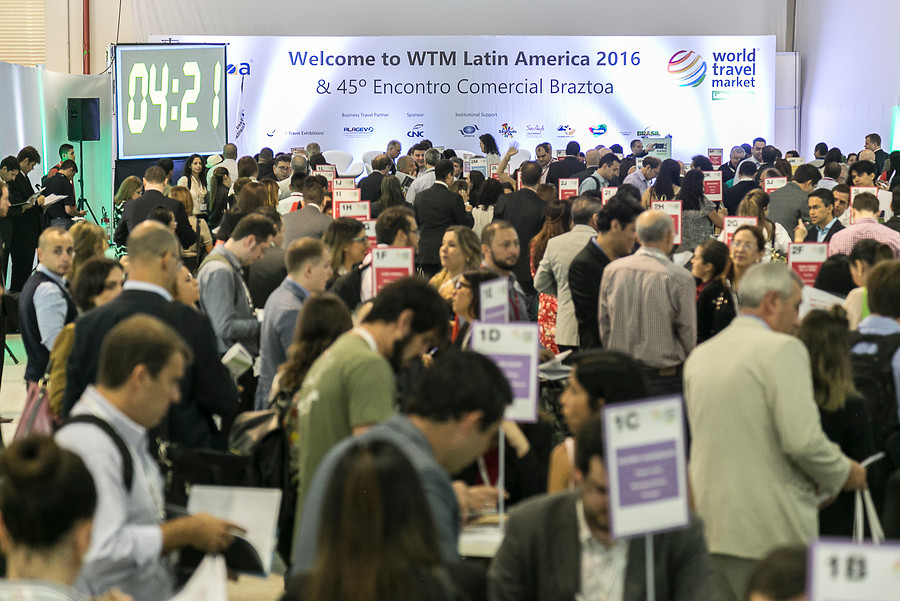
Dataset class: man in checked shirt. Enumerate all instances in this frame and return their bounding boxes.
[599,209,696,396]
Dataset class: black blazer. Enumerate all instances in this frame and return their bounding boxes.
[113,189,197,249]
[414,183,473,266]
[567,239,611,349]
[358,171,384,202]
[723,180,759,215]
[493,188,546,295]
[248,247,287,308]
[545,156,584,188]
[62,289,239,449]
[804,220,845,243]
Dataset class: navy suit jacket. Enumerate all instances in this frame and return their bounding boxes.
[113,189,196,249]
[62,289,238,449]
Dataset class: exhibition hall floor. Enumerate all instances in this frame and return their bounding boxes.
[0,335,286,601]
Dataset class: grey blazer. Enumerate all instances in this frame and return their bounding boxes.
[282,205,333,247]
[488,492,719,601]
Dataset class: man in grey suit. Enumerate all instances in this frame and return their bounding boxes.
[490,415,718,601]
[281,179,333,247]
[534,195,601,351]
[767,163,821,233]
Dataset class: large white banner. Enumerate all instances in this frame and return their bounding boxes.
[150,35,775,161]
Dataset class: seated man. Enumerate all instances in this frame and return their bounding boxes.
[56,315,237,601]
[489,414,718,601]
[746,546,807,601]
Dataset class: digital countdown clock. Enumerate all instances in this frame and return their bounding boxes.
[115,44,227,159]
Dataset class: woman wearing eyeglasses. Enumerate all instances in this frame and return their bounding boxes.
[450,268,502,349]
[322,218,368,280]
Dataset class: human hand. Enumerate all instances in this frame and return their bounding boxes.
[187,513,243,554]
[793,218,807,243]
[92,588,133,601]
[843,460,867,491]
[505,145,519,157]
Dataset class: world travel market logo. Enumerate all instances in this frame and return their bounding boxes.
[667,50,707,88]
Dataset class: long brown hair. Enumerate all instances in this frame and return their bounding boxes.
[531,197,572,266]
[305,440,444,601]
[276,294,353,394]
[798,307,857,411]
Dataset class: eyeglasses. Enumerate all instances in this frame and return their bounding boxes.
[732,241,758,250]
[454,280,472,290]
[351,235,367,243]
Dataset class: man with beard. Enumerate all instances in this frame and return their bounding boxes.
[291,276,449,516]
[481,221,529,321]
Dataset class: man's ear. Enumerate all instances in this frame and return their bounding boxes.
[395,308,414,335]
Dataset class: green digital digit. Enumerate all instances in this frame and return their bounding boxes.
[180,61,201,132]
[148,63,169,132]
[127,63,149,134]
[212,61,222,128]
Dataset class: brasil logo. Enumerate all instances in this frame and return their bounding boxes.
[668,50,707,87]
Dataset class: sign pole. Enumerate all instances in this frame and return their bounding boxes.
[498,426,506,528]
[646,533,656,601]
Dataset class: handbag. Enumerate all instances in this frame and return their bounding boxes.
[14,368,54,440]
[852,488,884,544]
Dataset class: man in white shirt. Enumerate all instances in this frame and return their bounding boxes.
[733,137,766,180]
[207,143,239,189]
[56,315,238,601]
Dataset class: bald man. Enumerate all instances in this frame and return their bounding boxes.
[599,210,696,396]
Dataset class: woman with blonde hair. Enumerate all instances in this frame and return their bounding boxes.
[429,226,482,301]
[322,218,368,278]
[169,185,213,271]
[67,221,107,283]
[262,178,280,208]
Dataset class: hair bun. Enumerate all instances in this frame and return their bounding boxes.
[0,436,60,487]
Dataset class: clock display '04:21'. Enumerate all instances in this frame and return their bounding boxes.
[126,61,222,134]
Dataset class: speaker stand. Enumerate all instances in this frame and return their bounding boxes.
[75,140,99,225]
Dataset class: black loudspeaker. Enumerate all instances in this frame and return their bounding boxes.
[67,97,100,142]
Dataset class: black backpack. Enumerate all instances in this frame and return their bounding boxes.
[849,332,900,469]
[59,414,134,492]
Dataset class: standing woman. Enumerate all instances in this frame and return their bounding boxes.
[479,133,501,164]
[642,158,681,207]
[429,226,482,301]
[207,166,232,230]
[530,198,572,353]
[0,436,100,599]
[798,308,875,537]
[170,185,213,272]
[370,175,405,219]
[285,440,470,601]
[112,176,142,258]
[322,218,368,280]
[471,177,504,239]
[693,239,735,343]
[676,169,724,253]
[176,154,208,216]
[726,225,766,291]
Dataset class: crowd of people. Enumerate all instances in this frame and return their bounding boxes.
[1,130,900,601]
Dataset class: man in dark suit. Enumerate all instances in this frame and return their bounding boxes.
[62,221,238,449]
[247,209,287,308]
[4,146,45,292]
[568,195,644,348]
[282,179,333,246]
[413,159,473,278]
[489,415,718,601]
[545,141,584,188]
[793,188,845,243]
[493,161,549,316]
[768,164,821,233]
[358,154,390,202]
[113,166,196,250]
[723,160,760,215]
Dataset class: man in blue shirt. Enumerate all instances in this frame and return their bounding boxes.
[255,237,332,409]
[57,315,238,601]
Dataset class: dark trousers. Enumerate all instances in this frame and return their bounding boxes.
[641,364,684,398]
[2,207,41,292]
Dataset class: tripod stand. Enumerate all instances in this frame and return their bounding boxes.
[75,139,99,224]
